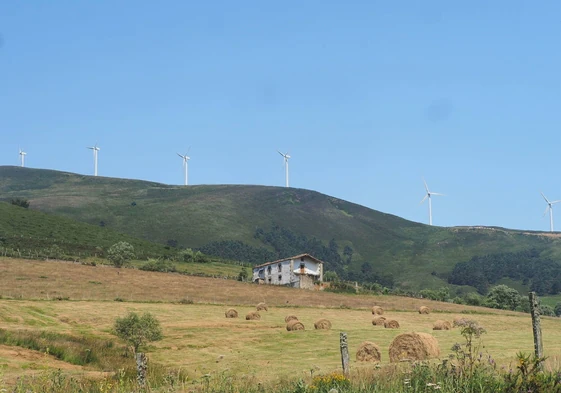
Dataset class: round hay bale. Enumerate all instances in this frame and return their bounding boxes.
[286,320,305,331]
[314,318,332,330]
[256,302,268,311]
[371,306,384,315]
[389,332,440,362]
[245,311,261,320]
[356,341,382,362]
[384,319,400,329]
[433,320,452,330]
[225,308,238,318]
[372,316,387,326]
[284,315,298,323]
[418,306,431,314]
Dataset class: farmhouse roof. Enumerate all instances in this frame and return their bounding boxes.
[253,253,324,269]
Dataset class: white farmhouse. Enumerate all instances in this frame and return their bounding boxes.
[252,253,324,289]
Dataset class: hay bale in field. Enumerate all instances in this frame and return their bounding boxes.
[256,302,268,311]
[384,319,400,329]
[245,311,261,320]
[225,308,238,318]
[285,315,298,323]
[356,341,382,362]
[314,318,332,330]
[389,332,440,362]
[433,320,452,330]
[371,306,384,315]
[372,316,386,326]
[418,306,431,314]
[286,320,305,331]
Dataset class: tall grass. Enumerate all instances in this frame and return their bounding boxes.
[0,329,123,370]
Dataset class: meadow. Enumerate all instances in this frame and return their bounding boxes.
[1,257,561,392]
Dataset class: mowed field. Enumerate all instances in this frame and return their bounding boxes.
[1,257,561,386]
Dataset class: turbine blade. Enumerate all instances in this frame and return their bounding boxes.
[177,153,184,158]
[277,150,284,156]
[423,178,429,193]
[541,192,550,204]
[544,205,550,217]
[431,192,445,196]
[551,200,561,205]
[420,195,428,204]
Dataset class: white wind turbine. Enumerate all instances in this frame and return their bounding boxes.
[419,178,444,226]
[19,148,26,167]
[177,149,191,186]
[277,150,290,187]
[541,192,561,232]
[87,143,100,176]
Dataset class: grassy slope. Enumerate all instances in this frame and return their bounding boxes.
[0,200,176,259]
[2,166,561,291]
[1,258,561,385]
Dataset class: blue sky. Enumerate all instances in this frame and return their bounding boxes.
[1,1,560,231]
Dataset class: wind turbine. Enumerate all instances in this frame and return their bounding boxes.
[177,149,191,186]
[277,150,290,187]
[87,143,100,176]
[419,178,444,226]
[541,192,561,232]
[19,148,26,167]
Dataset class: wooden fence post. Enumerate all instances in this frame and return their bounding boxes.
[136,352,147,387]
[528,291,544,369]
[340,332,350,376]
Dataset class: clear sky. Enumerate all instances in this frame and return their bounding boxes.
[1,1,560,231]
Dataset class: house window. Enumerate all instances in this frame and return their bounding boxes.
[301,257,304,261]
[300,263,305,269]
[278,274,282,281]
[268,277,272,283]
[278,263,282,272]
[267,266,272,275]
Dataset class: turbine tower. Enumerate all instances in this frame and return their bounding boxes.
[19,148,26,167]
[277,150,290,187]
[177,150,191,186]
[87,143,100,176]
[541,192,561,232]
[419,178,444,226]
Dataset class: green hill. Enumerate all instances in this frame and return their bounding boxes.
[0,199,179,260]
[2,165,561,292]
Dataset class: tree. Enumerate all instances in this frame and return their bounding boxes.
[113,312,163,353]
[10,198,30,208]
[238,267,248,281]
[486,285,521,310]
[107,241,135,268]
[554,302,561,317]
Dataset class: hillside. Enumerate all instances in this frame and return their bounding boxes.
[0,200,177,260]
[2,166,561,292]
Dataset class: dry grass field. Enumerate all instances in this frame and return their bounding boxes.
[1,257,561,386]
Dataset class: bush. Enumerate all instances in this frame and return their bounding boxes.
[107,241,135,268]
[113,312,163,353]
[238,267,248,281]
[540,304,555,317]
[139,258,177,273]
[486,285,521,311]
[11,198,30,208]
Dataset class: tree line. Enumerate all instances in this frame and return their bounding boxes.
[447,248,561,295]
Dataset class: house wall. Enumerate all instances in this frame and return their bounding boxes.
[252,256,323,288]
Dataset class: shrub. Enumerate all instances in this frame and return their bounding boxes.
[11,198,30,208]
[139,258,177,273]
[540,304,555,317]
[107,241,135,268]
[113,312,163,353]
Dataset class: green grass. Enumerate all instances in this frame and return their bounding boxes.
[3,166,561,292]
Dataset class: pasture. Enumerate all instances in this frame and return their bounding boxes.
[1,257,561,390]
